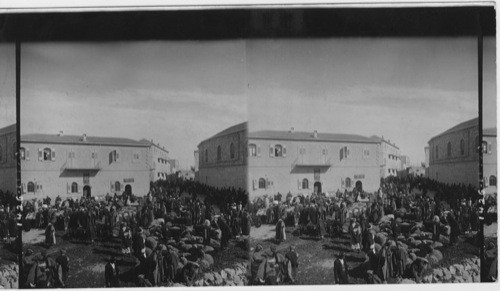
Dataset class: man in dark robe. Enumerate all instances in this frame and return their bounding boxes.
[105,257,120,287]
[333,252,349,284]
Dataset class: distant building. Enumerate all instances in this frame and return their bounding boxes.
[248,129,380,198]
[424,146,430,177]
[193,150,199,172]
[427,117,488,189]
[167,159,180,174]
[178,170,195,181]
[371,136,401,178]
[197,122,247,190]
[400,155,411,170]
[21,132,150,200]
[0,124,17,193]
[139,139,170,182]
[483,127,497,195]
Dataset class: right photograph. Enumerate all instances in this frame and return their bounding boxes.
[246,13,496,285]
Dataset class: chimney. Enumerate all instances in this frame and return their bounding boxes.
[313,130,318,138]
[289,127,294,133]
[82,133,87,142]
[58,131,64,136]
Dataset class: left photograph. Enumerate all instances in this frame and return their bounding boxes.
[0,43,19,288]
[19,42,249,288]
[0,43,19,289]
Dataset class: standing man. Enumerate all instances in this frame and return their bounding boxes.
[285,245,299,284]
[333,252,349,284]
[55,249,70,287]
[105,257,120,287]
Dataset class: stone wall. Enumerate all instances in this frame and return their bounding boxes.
[0,261,18,289]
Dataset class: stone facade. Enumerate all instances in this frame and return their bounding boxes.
[427,118,480,188]
[372,136,401,178]
[0,124,17,193]
[483,127,497,195]
[21,133,150,201]
[140,139,171,182]
[248,130,380,198]
[197,122,247,190]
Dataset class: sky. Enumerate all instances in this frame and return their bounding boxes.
[4,37,497,167]
[248,37,496,165]
[19,41,247,169]
[0,44,16,128]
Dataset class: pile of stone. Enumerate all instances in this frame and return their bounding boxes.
[420,256,480,283]
[193,262,249,286]
[0,261,18,289]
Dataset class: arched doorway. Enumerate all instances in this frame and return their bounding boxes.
[83,185,91,198]
[355,180,363,192]
[314,182,322,194]
[125,184,132,195]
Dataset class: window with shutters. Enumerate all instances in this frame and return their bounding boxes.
[435,145,439,160]
[43,148,52,161]
[489,175,497,186]
[302,178,309,189]
[109,150,119,164]
[217,146,222,161]
[447,142,452,157]
[20,147,26,160]
[205,149,208,163]
[339,146,349,161]
[12,142,16,160]
[273,144,284,157]
[230,143,235,159]
[248,144,257,157]
[27,182,35,193]
[460,139,465,156]
[345,177,352,188]
[115,181,121,192]
[258,178,266,189]
[71,182,78,193]
[363,149,370,158]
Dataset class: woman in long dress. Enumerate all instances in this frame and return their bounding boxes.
[275,218,286,243]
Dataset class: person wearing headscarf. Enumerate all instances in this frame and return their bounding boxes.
[447,212,460,246]
[45,222,56,247]
[250,244,266,284]
[410,257,429,283]
[285,245,299,284]
[431,215,442,242]
[275,217,286,243]
[55,248,70,287]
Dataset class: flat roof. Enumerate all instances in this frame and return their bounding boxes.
[249,130,378,144]
[21,133,148,147]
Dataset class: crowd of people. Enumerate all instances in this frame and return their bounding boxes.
[20,179,250,288]
[0,190,18,243]
[249,175,483,285]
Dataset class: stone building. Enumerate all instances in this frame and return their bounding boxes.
[21,132,150,200]
[248,129,380,198]
[0,124,17,193]
[371,135,401,178]
[483,127,497,195]
[197,122,247,190]
[140,139,171,182]
[427,117,487,189]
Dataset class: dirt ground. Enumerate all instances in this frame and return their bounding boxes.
[249,224,479,285]
[22,228,248,288]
